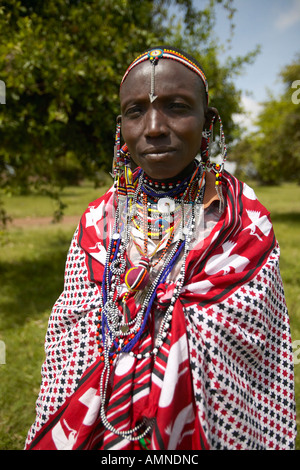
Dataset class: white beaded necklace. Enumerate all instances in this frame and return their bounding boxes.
[97,165,205,441]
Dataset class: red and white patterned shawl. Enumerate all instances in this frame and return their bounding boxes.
[25,170,297,450]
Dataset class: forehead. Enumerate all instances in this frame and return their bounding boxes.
[120,59,205,106]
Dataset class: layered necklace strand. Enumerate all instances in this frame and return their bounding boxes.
[97,162,206,441]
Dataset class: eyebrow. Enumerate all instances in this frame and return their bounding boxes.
[120,87,203,111]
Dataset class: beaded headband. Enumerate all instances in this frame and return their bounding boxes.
[120,48,209,104]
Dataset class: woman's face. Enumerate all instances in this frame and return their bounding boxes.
[120,59,210,180]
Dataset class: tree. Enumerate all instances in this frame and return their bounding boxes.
[0,0,257,221]
[0,1,161,193]
[231,55,300,184]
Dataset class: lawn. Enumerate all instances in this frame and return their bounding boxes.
[0,179,299,450]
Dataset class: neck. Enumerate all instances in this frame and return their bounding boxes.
[143,161,196,184]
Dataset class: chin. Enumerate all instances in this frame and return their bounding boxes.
[137,157,180,181]
[143,165,179,181]
[142,160,195,182]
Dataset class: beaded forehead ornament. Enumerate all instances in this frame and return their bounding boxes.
[120,47,209,104]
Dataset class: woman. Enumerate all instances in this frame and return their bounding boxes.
[25,47,297,450]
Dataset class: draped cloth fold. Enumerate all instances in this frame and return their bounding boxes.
[25,171,297,450]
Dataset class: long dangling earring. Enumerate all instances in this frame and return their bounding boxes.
[201,115,215,169]
[201,114,227,212]
[214,115,227,212]
[112,116,134,201]
[218,115,227,168]
[112,115,122,178]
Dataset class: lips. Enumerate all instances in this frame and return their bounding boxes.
[142,146,176,156]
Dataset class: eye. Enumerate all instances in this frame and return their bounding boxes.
[168,101,190,112]
[124,105,143,119]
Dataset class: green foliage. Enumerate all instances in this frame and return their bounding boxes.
[0,0,160,190]
[232,55,300,184]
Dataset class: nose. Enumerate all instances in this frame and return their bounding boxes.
[144,107,168,138]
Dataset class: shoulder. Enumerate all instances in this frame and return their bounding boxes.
[86,184,116,211]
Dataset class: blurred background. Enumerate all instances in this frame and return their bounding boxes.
[0,0,299,450]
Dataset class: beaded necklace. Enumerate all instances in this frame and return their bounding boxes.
[97,161,205,441]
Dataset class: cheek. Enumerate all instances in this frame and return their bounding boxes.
[121,121,139,149]
[120,124,141,165]
[175,118,204,149]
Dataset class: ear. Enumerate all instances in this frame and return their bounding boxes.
[204,107,218,130]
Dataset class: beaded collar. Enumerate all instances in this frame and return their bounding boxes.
[142,173,189,191]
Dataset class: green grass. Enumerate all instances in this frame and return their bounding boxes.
[2,179,110,219]
[0,180,299,450]
[252,182,300,451]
